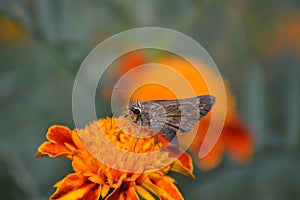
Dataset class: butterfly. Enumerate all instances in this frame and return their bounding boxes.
[127,95,216,147]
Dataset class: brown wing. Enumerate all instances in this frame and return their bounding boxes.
[143,95,215,133]
[160,127,179,146]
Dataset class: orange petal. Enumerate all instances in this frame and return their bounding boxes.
[224,116,254,163]
[37,125,75,158]
[136,185,155,200]
[105,188,120,200]
[79,184,101,200]
[50,173,101,200]
[173,151,194,178]
[139,176,160,198]
[101,184,111,198]
[46,125,74,145]
[196,139,225,171]
[105,168,127,188]
[189,116,252,170]
[171,159,195,179]
[154,179,184,200]
[72,130,85,149]
[88,174,105,185]
[126,186,140,200]
[107,186,140,200]
[195,114,254,170]
[34,151,48,158]
[37,142,73,158]
[162,146,194,178]
[177,151,193,172]
[72,151,93,173]
[124,173,141,182]
[72,150,103,176]
[117,50,147,75]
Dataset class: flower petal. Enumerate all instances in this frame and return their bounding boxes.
[196,139,225,171]
[36,125,76,158]
[47,125,74,145]
[50,173,101,200]
[105,188,120,200]
[36,142,72,158]
[72,151,92,173]
[101,184,111,198]
[162,146,195,178]
[105,168,127,188]
[126,186,140,200]
[106,186,140,200]
[171,159,195,179]
[176,151,194,172]
[80,184,101,200]
[136,185,155,200]
[139,176,160,198]
[154,179,184,200]
[224,117,254,163]
[72,129,85,149]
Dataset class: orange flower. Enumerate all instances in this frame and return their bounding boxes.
[36,117,194,200]
[262,13,300,57]
[116,54,254,170]
[0,14,28,45]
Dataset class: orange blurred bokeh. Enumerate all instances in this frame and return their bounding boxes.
[114,52,254,170]
[0,14,28,45]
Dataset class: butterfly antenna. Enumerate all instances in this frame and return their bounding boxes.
[111,107,128,116]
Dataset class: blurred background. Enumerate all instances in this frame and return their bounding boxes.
[0,0,299,199]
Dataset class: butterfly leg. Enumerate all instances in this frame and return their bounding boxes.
[133,120,142,152]
[113,121,132,136]
[110,112,114,129]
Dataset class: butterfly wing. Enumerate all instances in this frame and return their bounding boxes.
[160,127,179,146]
[144,95,215,134]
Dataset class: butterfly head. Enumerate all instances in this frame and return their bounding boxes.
[128,100,143,123]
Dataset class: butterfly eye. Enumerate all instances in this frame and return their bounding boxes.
[133,108,141,115]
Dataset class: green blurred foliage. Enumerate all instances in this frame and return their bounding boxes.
[0,0,299,199]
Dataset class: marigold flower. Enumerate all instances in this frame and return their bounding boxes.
[115,53,254,170]
[36,117,194,200]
